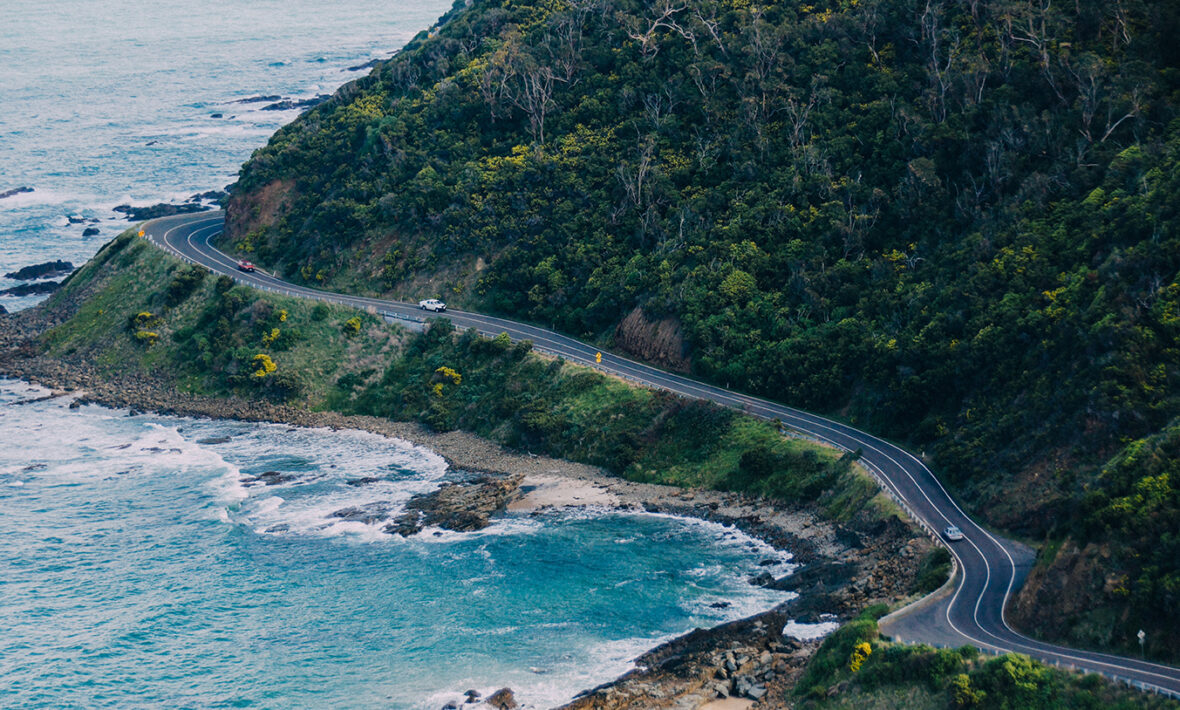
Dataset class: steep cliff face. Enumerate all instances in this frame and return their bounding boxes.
[220,0,1180,659]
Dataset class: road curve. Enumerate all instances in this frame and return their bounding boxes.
[145,211,1180,697]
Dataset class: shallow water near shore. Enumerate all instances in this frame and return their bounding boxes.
[0,380,800,708]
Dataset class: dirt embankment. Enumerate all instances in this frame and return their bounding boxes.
[1008,540,1124,652]
[224,178,295,244]
[613,307,692,373]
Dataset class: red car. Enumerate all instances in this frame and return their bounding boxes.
[237,260,256,273]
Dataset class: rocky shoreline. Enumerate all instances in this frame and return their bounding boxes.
[0,306,931,709]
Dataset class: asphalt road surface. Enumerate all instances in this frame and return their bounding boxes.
[146,211,1180,697]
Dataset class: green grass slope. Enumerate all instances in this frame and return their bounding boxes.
[39,230,876,516]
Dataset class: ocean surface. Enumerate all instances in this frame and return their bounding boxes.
[0,380,818,708]
[0,0,449,310]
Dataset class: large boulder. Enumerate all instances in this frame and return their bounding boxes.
[486,688,518,710]
[5,260,73,280]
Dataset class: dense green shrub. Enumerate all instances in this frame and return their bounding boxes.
[344,325,856,498]
[163,266,206,308]
[912,547,953,595]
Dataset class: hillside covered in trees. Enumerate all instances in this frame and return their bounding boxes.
[223,0,1180,658]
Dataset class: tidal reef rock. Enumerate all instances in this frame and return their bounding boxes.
[187,190,229,204]
[0,304,7,315]
[82,227,100,236]
[330,501,397,524]
[260,94,329,111]
[768,560,859,593]
[5,260,73,281]
[346,57,384,72]
[232,94,282,104]
[0,186,34,200]
[387,472,523,536]
[241,470,296,486]
[486,688,518,710]
[113,202,211,221]
[0,280,61,297]
[195,436,231,445]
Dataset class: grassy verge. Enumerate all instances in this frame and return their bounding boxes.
[39,232,877,513]
[793,609,1175,709]
[42,230,400,403]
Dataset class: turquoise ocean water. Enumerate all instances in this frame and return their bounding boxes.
[0,381,810,708]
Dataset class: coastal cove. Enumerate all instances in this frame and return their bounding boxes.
[0,286,928,708]
[0,375,920,709]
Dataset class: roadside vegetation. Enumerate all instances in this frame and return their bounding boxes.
[41,230,399,405]
[40,231,878,515]
[792,609,1177,710]
[222,0,1180,659]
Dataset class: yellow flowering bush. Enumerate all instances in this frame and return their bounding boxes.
[252,353,277,378]
[849,641,872,672]
[430,366,462,396]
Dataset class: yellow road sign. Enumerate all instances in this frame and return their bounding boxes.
[138,229,145,237]
[595,352,602,364]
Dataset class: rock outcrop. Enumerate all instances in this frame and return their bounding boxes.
[113,202,210,221]
[260,95,330,111]
[0,281,61,297]
[0,186,33,200]
[388,472,524,536]
[486,688,518,710]
[5,260,73,281]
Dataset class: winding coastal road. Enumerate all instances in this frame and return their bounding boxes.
[146,211,1180,698]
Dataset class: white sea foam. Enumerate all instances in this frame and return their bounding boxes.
[418,633,669,710]
[782,619,841,640]
[182,419,450,540]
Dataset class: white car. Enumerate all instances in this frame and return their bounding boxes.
[943,525,965,541]
[418,299,447,312]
